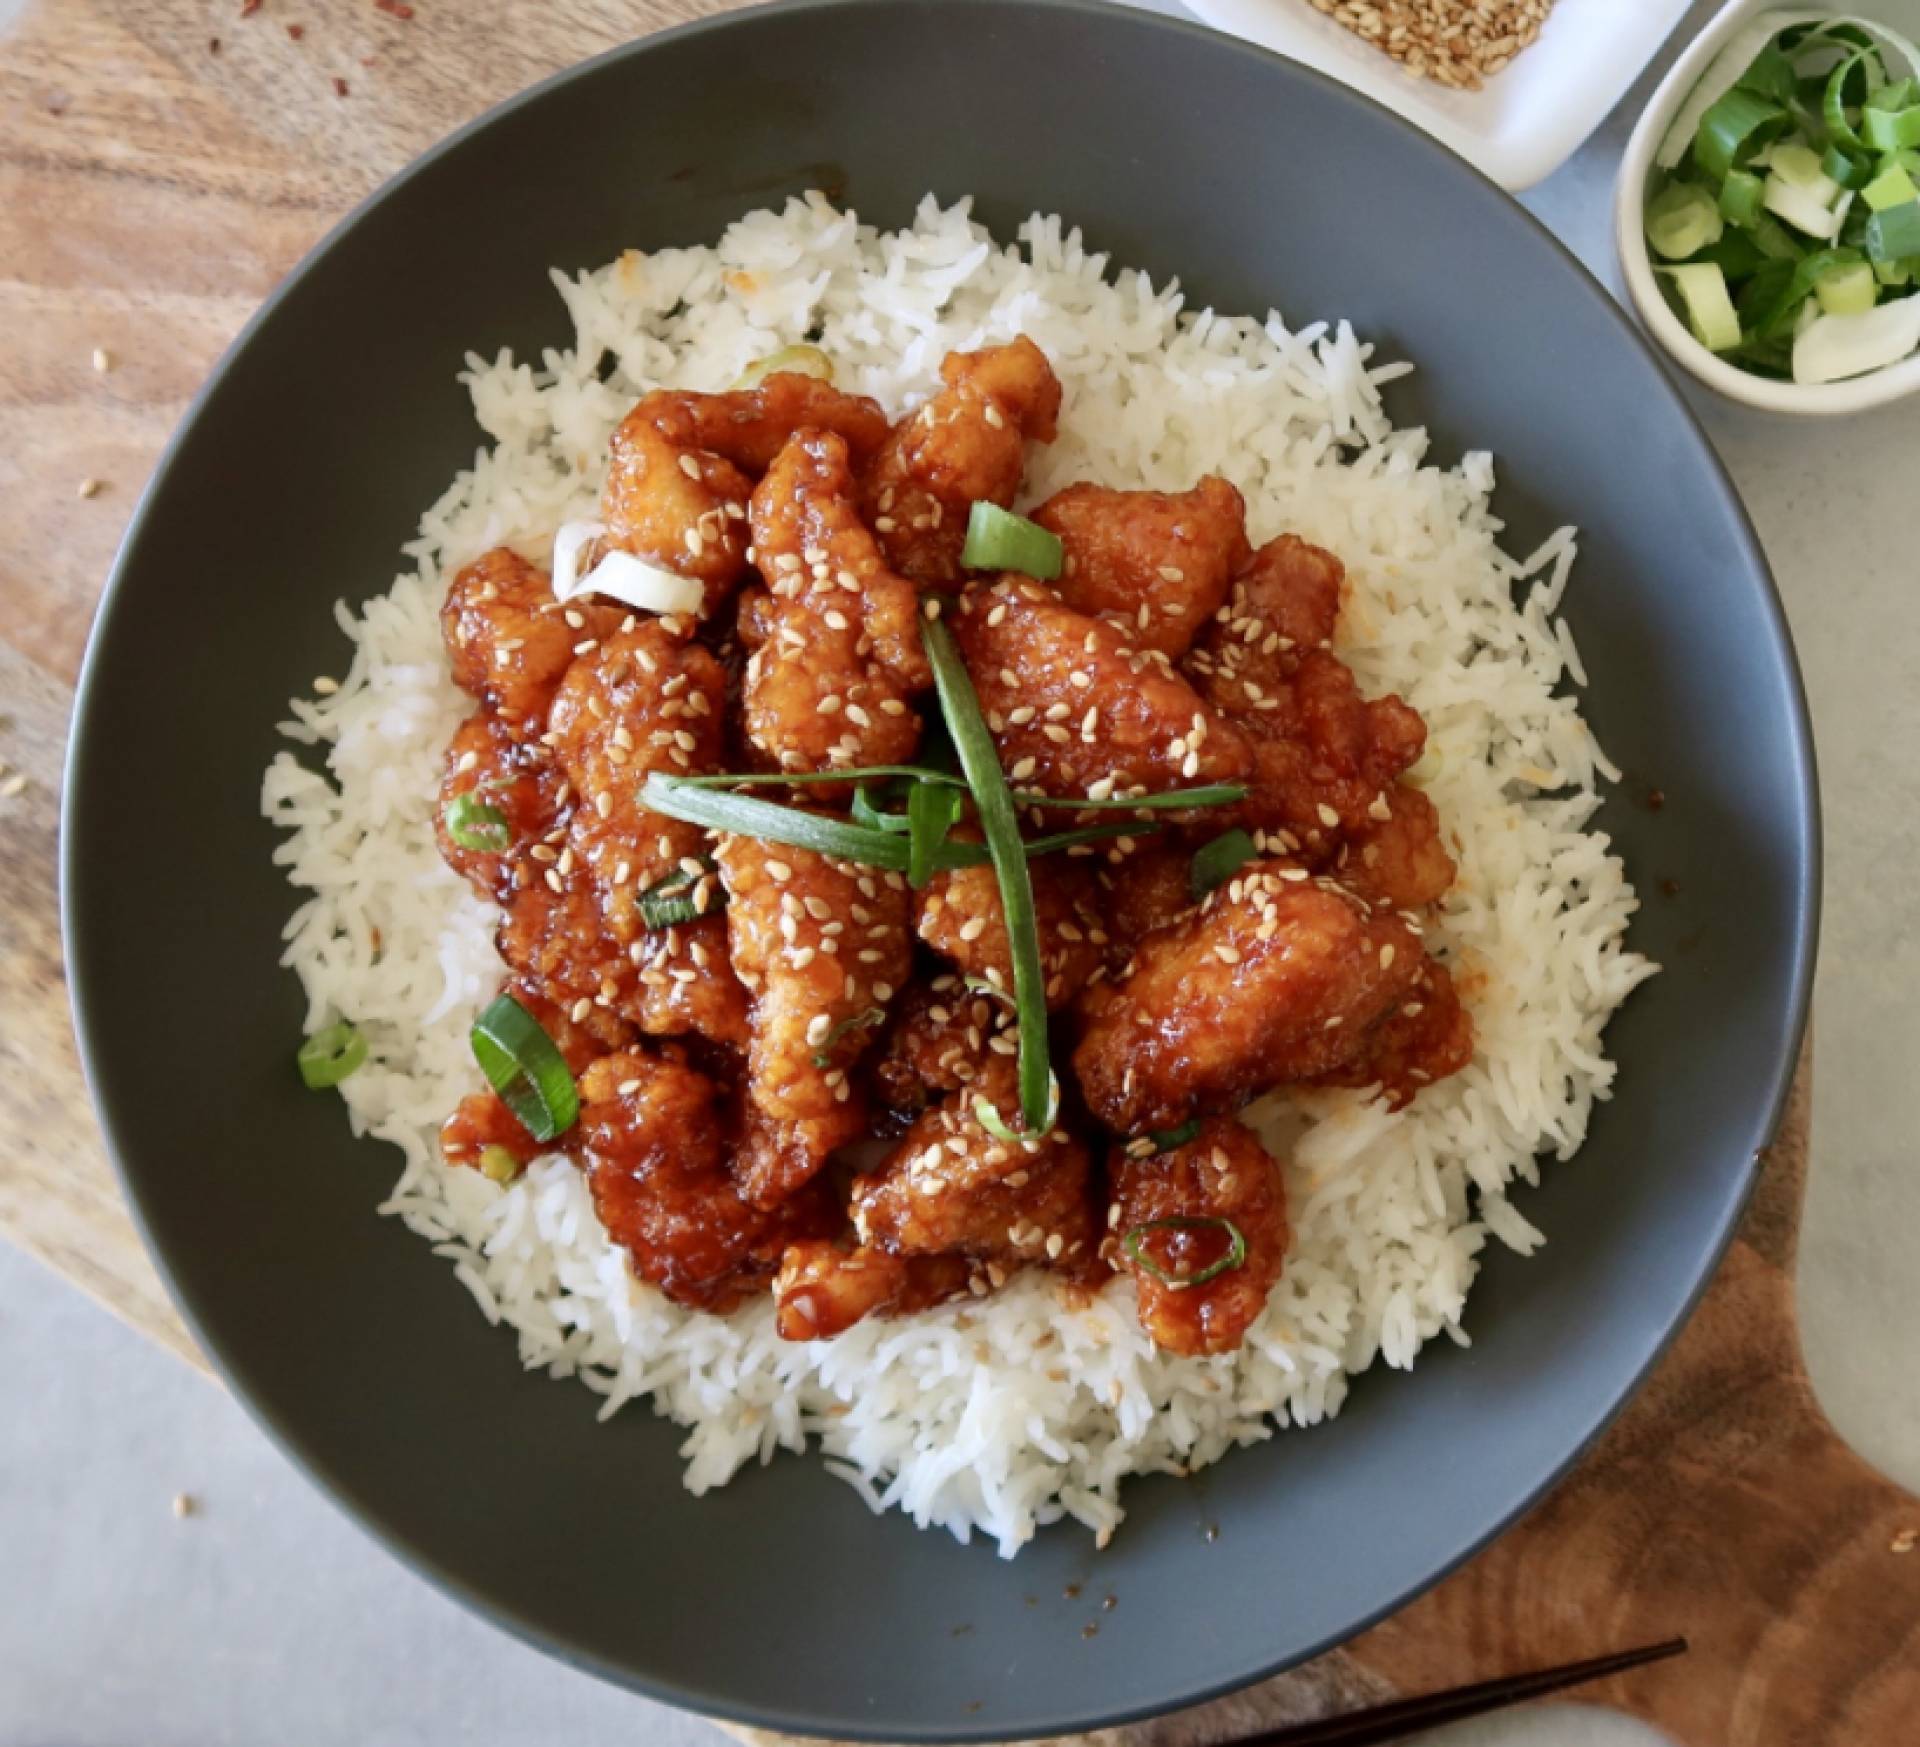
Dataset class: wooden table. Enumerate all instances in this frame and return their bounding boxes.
[2,4,1916,1742]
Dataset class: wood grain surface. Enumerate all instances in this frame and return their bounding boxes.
[1,3,1914,1742]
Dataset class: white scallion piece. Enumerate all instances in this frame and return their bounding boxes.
[1792,297,1920,382]
[550,520,704,617]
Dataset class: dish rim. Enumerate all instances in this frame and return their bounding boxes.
[60,0,1822,1737]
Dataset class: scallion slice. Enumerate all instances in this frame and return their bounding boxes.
[960,502,1063,581]
[1661,263,1744,351]
[1139,1118,1202,1155]
[1863,161,1920,210]
[1694,85,1787,181]
[1646,181,1723,259]
[851,785,912,834]
[1122,1217,1249,1290]
[297,1022,367,1090]
[672,765,1244,815]
[478,1144,522,1184]
[811,1007,885,1069]
[1867,199,1920,261]
[444,791,511,854]
[1720,167,1767,225]
[640,773,1144,872]
[1189,828,1259,901]
[922,616,1052,1132]
[907,779,964,889]
[637,857,722,929]
[973,1076,1060,1146]
[470,993,578,1144]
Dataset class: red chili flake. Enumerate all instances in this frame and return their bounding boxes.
[374,0,415,17]
[332,75,350,96]
[240,0,263,15]
[209,36,222,53]
[287,22,304,38]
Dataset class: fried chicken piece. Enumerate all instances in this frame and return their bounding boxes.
[734,1102,867,1212]
[1093,841,1195,967]
[1312,947,1474,1108]
[914,851,1105,1010]
[601,374,891,619]
[742,429,930,771]
[861,337,1063,587]
[870,974,1006,1114]
[1072,864,1426,1133]
[716,835,912,1197]
[852,1063,1096,1268]
[1334,783,1456,911]
[1107,1119,1290,1356]
[442,547,621,722]
[773,1242,973,1341]
[948,577,1255,805]
[1034,477,1249,659]
[440,980,632,1172]
[1187,535,1427,859]
[577,1051,833,1313]
[435,710,566,902]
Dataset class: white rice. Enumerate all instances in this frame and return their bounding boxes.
[262,194,1656,1557]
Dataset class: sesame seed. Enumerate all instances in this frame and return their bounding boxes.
[1317,802,1341,829]
[1158,565,1184,582]
[677,453,702,480]
[570,997,592,1022]
[1379,944,1397,970]
[92,347,113,373]
[77,477,103,499]
[766,859,793,882]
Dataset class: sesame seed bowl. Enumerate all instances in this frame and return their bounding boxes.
[1185,0,1699,189]
[63,0,1815,1739]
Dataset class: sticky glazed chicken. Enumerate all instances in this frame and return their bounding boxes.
[431,337,1473,1358]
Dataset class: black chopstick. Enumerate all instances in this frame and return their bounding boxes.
[1231,1636,1689,1747]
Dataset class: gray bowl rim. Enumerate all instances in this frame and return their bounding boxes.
[61,0,1821,1738]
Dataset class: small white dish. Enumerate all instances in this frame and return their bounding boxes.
[1615,0,1920,413]
[1184,0,1696,190]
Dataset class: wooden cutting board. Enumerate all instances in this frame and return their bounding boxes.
[2,3,1915,1741]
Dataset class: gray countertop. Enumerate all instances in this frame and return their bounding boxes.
[4,6,1915,1744]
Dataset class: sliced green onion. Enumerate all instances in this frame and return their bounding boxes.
[907,778,963,889]
[297,1022,367,1090]
[470,993,578,1144]
[1646,181,1724,259]
[1694,85,1788,181]
[1136,1118,1202,1156]
[1822,50,1877,156]
[1189,828,1259,901]
[1747,212,1807,260]
[637,858,721,929]
[1864,161,1920,210]
[812,1007,885,1069]
[1867,200,1920,261]
[732,343,833,389]
[674,765,1244,815]
[444,791,511,853]
[1816,258,1880,315]
[1720,167,1767,226]
[963,973,1014,1006]
[1874,255,1915,287]
[1769,140,1832,190]
[1864,97,1920,152]
[640,774,1144,872]
[478,1144,522,1184]
[960,502,1063,581]
[1823,143,1874,189]
[972,1075,1060,1145]
[1661,263,1744,351]
[922,615,1051,1132]
[1122,1217,1249,1291]
[851,785,912,834]
[1738,38,1798,106]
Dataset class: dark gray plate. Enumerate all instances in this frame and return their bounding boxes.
[63,0,1818,1738]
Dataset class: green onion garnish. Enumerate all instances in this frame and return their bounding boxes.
[1646,182,1723,260]
[960,502,1063,581]
[922,616,1051,1132]
[851,785,912,834]
[470,993,578,1144]
[669,766,1244,815]
[1122,1217,1249,1290]
[639,774,1145,873]
[444,791,511,853]
[811,1006,885,1069]
[478,1144,522,1184]
[907,779,964,889]
[637,857,721,929]
[1189,828,1259,901]
[972,1075,1060,1145]
[297,1021,367,1090]
[1141,1118,1202,1155]
[1693,85,1787,182]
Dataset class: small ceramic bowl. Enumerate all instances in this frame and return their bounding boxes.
[1616,0,1920,413]
[1186,0,1696,190]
